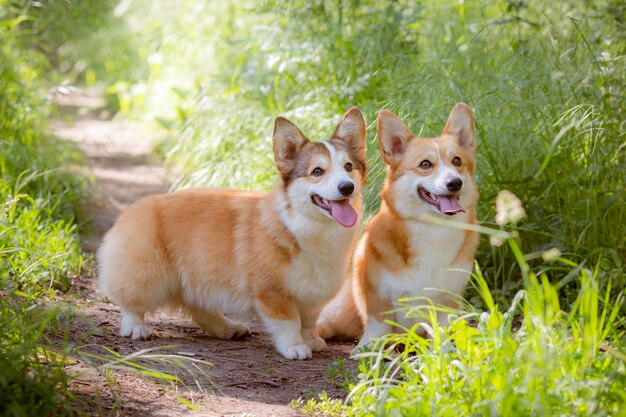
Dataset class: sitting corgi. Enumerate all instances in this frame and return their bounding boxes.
[318,103,479,349]
[98,108,367,360]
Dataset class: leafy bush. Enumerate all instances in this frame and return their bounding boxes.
[1,8,85,292]
[0,297,75,417]
[0,3,89,415]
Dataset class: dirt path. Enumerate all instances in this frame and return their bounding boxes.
[50,90,356,417]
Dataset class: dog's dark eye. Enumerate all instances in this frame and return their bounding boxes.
[344,162,353,172]
[452,157,462,167]
[311,167,324,177]
[419,160,433,169]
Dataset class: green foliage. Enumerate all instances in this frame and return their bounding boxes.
[2,0,143,86]
[0,295,78,417]
[342,275,625,416]
[291,392,346,416]
[326,358,356,395]
[1,6,86,292]
[1,3,87,220]
[0,4,90,415]
[1,187,83,292]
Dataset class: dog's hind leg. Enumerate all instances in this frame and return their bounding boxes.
[191,309,250,339]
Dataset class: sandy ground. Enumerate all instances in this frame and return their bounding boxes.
[50,90,357,417]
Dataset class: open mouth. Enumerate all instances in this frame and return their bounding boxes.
[417,187,465,216]
[311,194,358,228]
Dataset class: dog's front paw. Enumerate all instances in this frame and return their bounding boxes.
[304,335,327,352]
[278,343,312,360]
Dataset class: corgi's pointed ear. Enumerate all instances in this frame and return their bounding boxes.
[333,107,366,162]
[273,117,308,172]
[442,103,475,155]
[377,110,413,166]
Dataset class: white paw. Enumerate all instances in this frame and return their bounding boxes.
[304,335,327,352]
[278,343,312,360]
[120,311,150,339]
[120,323,151,340]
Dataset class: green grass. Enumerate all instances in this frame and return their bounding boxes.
[338,220,625,416]
[325,358,356,395]
[0,5,89,413]
[1,6,86,294]
[0,297,78,416]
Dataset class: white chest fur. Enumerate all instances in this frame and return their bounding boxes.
[284,220,356,306]
[378,216,472,308]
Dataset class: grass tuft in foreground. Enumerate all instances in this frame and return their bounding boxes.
[0,298,77,416]
[77,345,215,411]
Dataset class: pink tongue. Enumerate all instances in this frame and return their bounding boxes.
[329,200,358,228]
[438,196,465,215]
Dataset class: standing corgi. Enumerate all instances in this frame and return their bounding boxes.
[98,108,367,360]
[318,103,479,349]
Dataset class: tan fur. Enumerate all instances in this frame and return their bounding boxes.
[99,108,367,360]
[318,103,479,346]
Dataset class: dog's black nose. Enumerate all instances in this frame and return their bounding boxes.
[446,178,463,192]
[338,181,355,196]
